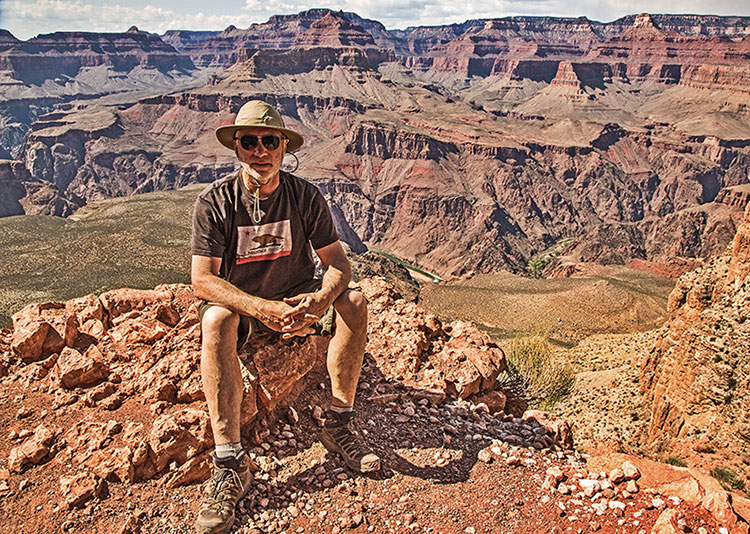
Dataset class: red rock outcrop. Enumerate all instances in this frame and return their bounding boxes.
[359,278,506,399]
[1,277,508,492]
[641,202,750,462]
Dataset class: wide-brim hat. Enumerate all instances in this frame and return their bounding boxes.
[215,100,304,153]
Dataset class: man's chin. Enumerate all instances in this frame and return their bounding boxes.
[242,165,275,183]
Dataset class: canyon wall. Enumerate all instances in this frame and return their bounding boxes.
[640,202,750,460]
[1,10,749,276]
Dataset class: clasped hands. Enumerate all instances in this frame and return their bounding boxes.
[259,291,330,339]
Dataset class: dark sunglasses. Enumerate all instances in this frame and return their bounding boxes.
[235,134,283,151]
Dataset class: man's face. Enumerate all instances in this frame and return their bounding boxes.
[234,127,287,184]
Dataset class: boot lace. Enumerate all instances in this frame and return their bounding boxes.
[328,421,365,459]
[203,467,244,513]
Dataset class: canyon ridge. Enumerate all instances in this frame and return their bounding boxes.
[1,10,749,277]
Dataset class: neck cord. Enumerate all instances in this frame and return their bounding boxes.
[242,165,265,225]
[251,179,263,225]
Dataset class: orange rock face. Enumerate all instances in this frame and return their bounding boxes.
[641,202,750,457]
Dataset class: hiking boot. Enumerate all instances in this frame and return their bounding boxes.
[196,450,254,534]
[321,410,380,473]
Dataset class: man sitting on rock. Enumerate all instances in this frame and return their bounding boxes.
[191,100,380,534]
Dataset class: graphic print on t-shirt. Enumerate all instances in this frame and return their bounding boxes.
[236,220,292,264]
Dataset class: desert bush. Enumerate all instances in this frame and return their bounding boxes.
[525,238,575,279]
[505,333,574,409]
[711,466,746,492]
[663,456,688,467]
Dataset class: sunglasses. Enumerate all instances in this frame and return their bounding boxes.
[235,134,283,151]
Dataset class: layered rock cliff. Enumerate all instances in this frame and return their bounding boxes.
[640,201,750,462]
[1,10,749,278]
[183,10,392,68]
[0,26,195,91]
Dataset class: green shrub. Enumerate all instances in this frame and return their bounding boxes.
[505,333,574,409]
[663,456,688,467]
[711,466,746,492]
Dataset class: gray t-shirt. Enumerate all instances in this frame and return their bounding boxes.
[191,170,339,300]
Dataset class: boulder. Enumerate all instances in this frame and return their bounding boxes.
[108,315,169,345]
[99,288,172,320]
[88,447,135,484]
[147,408,212,474]
[622,460,641,480]
[11,302,78,362]
[472,390,507,414]
[651,509,681,534]
[162,451,213,488]
[65,294,106,341]
[250,336,328,412]
[523,410,574,450]
[7,424,59,472]
[59,472,107,508]
[57,345,109,389]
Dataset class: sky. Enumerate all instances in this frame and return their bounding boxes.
[0,0,748,40]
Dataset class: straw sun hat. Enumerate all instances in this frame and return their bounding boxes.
[215,100,304,153]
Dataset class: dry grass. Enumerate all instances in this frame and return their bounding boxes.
[420,269,674,344]
[503,333,575,409]
[711,466,746,493]
[0,185,203,328]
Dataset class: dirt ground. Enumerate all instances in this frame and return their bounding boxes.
[0,356,722,534]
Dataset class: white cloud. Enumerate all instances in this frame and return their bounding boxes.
[2,0,749,40]
[2,0,261,39]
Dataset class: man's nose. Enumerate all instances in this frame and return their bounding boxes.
[250,140,269,155]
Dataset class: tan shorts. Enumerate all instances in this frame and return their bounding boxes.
[197,279,336,350]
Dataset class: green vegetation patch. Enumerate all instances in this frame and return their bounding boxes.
[711,466,746,492]
[503,332,575,409]
[526,238,574,279]
[663,456,688,467]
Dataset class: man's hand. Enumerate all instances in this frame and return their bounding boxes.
[282,291,330,323]
[258,299,320,339]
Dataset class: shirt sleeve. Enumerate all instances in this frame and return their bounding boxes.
[305,187,340,250]
[191,195,226,257]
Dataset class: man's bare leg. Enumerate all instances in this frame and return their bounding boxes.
[328,289,368,407]
[200,305,243,445]
[321,289,379,472]
[197,306,253,533]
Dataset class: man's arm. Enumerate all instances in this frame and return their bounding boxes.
[317,240,352,304]
[191,255,314,333]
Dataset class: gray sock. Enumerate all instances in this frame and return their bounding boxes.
[329,405,354,414]
[215,442,243,458]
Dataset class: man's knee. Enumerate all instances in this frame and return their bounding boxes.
[201,305,239,342]
[334,290,367,331]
